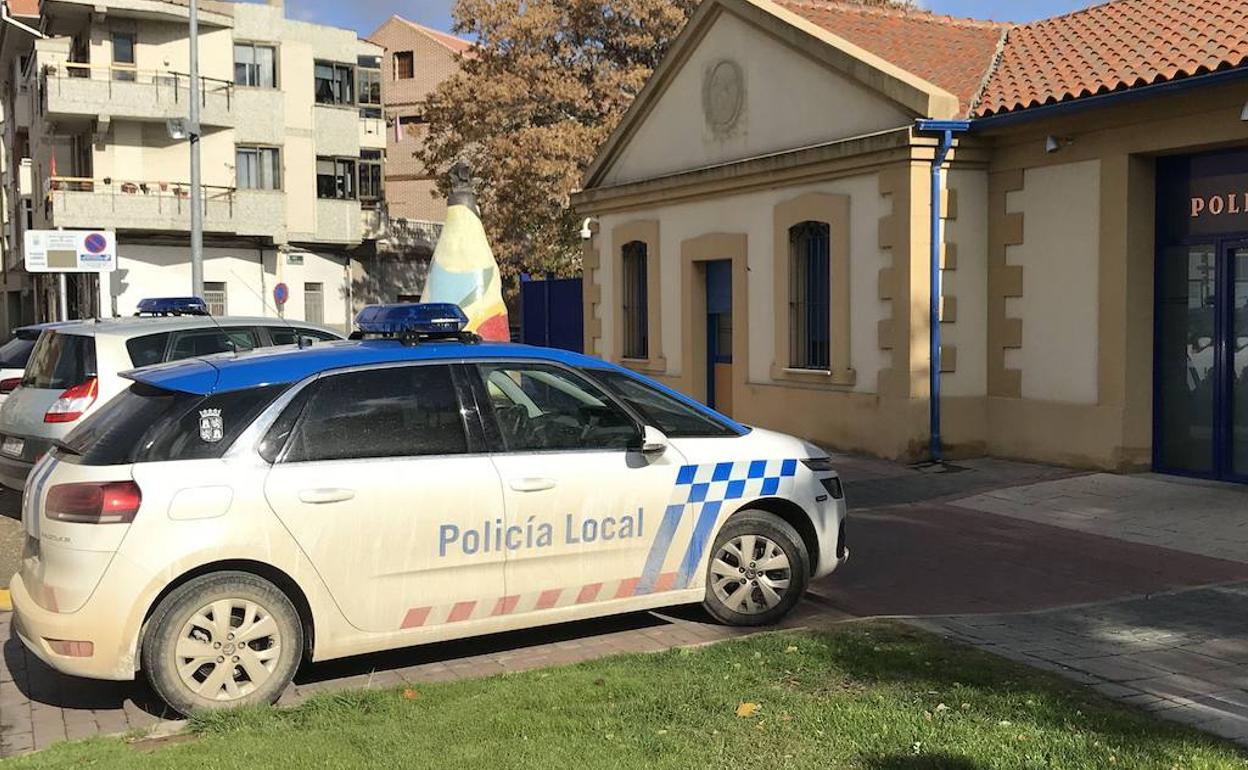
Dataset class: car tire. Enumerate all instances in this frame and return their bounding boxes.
[702,510,809,627]
[142,571,303,716]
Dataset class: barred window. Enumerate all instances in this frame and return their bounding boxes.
[304,283,324,325]
[621,241,648,359]
[789,221,830,370]
[203,282,227,317]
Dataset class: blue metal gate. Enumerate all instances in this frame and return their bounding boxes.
[520,274,584,352]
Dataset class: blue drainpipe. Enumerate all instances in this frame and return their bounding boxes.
[915,119,971,464]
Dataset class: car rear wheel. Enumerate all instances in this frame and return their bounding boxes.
[702,510,809,627]
[142,571,302,716]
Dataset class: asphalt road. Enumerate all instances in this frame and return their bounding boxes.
[0,488,22,588]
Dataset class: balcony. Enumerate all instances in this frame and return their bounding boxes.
[42,64,234,127]
[378,217,443,255]
[45,177,280,240]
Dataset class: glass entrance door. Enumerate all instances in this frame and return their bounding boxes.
[1155,241,1248,482]
[1231,245,1248,480]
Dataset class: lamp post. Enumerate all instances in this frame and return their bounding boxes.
[188,0,203,297]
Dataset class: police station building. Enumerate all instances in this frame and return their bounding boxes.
[571,0,1248,481]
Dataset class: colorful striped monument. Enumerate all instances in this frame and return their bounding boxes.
[422,161,509,341]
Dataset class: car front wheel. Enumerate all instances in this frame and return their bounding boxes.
[702,510,810,627]
[142,571,303,716]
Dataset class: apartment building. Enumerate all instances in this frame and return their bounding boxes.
[362,15,471,302]
[0,0,390,334]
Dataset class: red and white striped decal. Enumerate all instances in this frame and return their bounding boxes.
[399,571,679,629]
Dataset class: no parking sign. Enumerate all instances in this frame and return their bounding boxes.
[273,282,289,307]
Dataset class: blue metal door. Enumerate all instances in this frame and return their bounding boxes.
[705,260,732,413]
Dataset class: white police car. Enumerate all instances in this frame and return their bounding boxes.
[11,304,848,714]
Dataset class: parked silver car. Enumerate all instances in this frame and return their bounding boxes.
[0,311,343,490]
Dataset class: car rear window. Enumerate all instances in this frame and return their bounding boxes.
[0,335,37,369]
[61,382,289,465]
[21,332,96,389]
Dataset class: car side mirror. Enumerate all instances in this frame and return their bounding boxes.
[639,425,668,456]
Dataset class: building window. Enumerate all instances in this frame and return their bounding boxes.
[304,282,324,325]
[314,61,354,105]
[358,68,381,106]
[788,221,830,370]
[621,241,648,359]
[236,146,280,190]
[358,66,381,118]
[111,31,136,81]
[359,150,383,203]
[234,43,276,88]
[394,51,414,80]
[203,282,227,316]
[316,157,356,199]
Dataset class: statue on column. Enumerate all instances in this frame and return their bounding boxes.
[422,161,510,341]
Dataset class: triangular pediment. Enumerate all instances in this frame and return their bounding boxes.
[584,0,960,189]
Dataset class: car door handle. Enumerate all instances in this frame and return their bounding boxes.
[298,488,356,504]
[509,477,556,493]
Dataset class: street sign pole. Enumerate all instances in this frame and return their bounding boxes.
[57,274,68,322]
[188,0,203,299]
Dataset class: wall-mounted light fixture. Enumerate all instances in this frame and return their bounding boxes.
[579,217,597,240]
[1044,135,1072,154]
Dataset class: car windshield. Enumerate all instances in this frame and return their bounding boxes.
[21,331,96,389]
[590,368,740,438]
[0,334,37,369]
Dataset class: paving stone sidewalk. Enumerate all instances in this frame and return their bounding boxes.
[913,583,1248,744]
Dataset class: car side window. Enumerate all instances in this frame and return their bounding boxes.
[126,332,171,367]
[167,327,258,361]
[281,365,467,462]
[590,368,739,438]
[473,362,640,453]
[266,326,339,346]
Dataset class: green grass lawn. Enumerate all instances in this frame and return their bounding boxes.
[8,621,1246,769]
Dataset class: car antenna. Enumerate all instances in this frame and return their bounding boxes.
[228,267,307,349]
[194,295,239,357]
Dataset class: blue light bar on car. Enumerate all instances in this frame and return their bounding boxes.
[135,297,210,316]
[354,303,469,336]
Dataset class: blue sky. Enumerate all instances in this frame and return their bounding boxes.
[287,0,1100,37]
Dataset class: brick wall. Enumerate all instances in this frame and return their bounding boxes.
[367,16,464,218]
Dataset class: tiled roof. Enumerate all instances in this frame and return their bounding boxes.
[976,0,1248,116]
[774,0,1248,118]
[775,1,1006,116]
[397,17,474,55]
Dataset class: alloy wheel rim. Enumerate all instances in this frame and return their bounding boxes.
[175,599,282,701]
[710,534,791,614]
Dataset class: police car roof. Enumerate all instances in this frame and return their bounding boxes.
[124,340,619,396]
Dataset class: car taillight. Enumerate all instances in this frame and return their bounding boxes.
[0,377,21,395]
[45,481,142,524]
[44,377,98,423]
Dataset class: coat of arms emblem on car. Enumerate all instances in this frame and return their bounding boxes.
[198,408,224,443]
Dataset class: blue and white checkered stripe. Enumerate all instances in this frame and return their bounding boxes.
[637,459,799,594]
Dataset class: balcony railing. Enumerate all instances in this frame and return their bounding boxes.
[47,176,240,232]
[41,63,234,124]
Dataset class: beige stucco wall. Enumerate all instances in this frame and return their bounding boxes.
[601,11,913,187]
[942,167,988,399]
[592,171,890,394]
[1004,159,1101,405]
